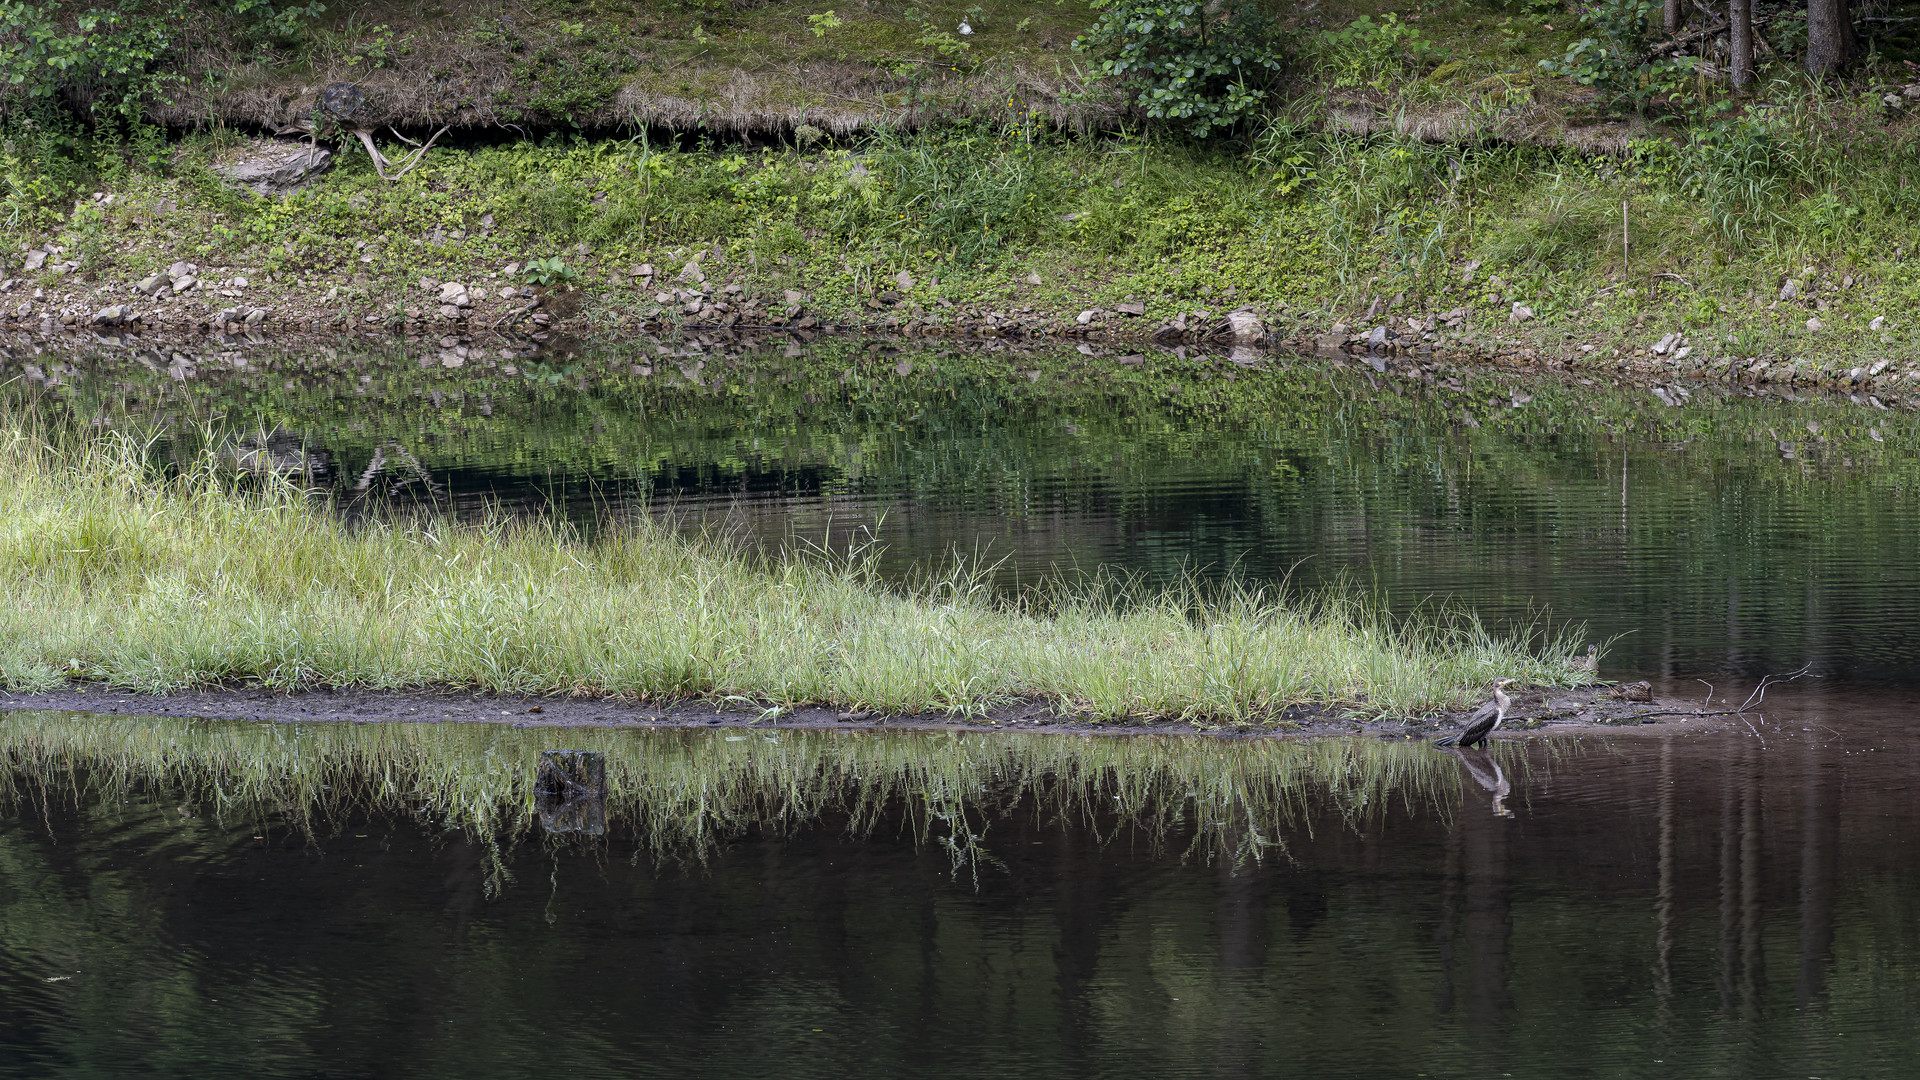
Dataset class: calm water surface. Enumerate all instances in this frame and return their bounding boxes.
[8,338,1920,1076]
[0,689,1917,1078]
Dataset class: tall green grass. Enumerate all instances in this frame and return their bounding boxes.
[0,421,1596,720]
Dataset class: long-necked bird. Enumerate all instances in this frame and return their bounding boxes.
[1434,678,1515,749]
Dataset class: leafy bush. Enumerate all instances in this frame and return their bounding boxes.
[1314,14,1438,91]
[1074,0,1286,138]
[0,0,183,123]
[1540,0,1696,114]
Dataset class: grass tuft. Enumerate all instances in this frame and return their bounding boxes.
[0,419,1598,721]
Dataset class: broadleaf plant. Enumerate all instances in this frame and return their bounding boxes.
[1074,0,1286,138]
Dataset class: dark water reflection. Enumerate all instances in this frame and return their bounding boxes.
[2,691,1918,1077]
[14,339,1920,685]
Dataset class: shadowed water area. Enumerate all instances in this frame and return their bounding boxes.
[8,338,1920,1076]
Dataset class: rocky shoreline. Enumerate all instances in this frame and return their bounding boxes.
[8,255,1919,405]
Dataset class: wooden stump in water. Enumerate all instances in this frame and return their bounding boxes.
[536,750,607,836]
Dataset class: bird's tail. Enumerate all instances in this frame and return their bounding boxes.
[1432,734,1460,747]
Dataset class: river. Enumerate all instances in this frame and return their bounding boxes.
[3,336,1917,1076]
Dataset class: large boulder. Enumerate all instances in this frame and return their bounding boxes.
[212,141,333,197]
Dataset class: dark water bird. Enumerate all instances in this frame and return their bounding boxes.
[1434,678,1515,749]
[1573,644,1598,673]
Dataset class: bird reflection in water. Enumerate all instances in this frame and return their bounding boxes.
[1447,747,1514,818]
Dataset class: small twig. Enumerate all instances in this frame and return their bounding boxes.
[1737,662,1815,713]
[1695,678,1716,707]
[1655,272,1694,287]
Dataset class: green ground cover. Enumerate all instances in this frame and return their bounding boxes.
[9,1,1920,369]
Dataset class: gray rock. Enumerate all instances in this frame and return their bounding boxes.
[22,250,46,271]
[784,290,806,305]
[1024,271,1043,285]
[438,281,472,307]
[92,304,128,325]
[212,143,333,197]
[1076,309,1097,325]
[678,260,705,285]
[895,270,915,290]
[171,275,196,294]
[244,307,266,325]
[1115,301,1145,316]
[169,262,194,279]
[1227,310,1264,341]
[1367,325,1389,347]
[1779,279,1801,301]
[1509,303,1534,323]
[135,274,168,296]
[1870,315,1886,331]
[1806,316,1823,332]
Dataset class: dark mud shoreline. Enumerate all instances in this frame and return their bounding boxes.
[0,683,1718,739]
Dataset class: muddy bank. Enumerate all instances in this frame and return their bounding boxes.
[0,682,1711,739]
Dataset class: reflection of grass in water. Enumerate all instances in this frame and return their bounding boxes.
[0,424,1597,721]
[0,713,1499,882]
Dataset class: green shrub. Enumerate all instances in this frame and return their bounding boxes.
[1540,0,1696,114]
[1074,0,1286,138]
[0,0,184,123]
[1314,14,1438,91]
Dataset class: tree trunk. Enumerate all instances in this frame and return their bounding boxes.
[1730,0,1754,89]
[1805,0,1857,75]
[1665,0,1684,34]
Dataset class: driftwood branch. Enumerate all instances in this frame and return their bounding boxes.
[352,124,451,181]
[1737,661,1815,712]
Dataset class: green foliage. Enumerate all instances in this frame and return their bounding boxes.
[866,123,1060,266]
[0,0,184,123]
[805,8,840,36]
[901,4,976,59]
[1540,0,1695,114]
[521,255,576,286]
[0,111,85,225]
[230,0,323,39]
[1075,0,1285,138]
[1314,14,1438,91]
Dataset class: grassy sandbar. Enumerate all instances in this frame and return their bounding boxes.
[0,424,1596,721]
